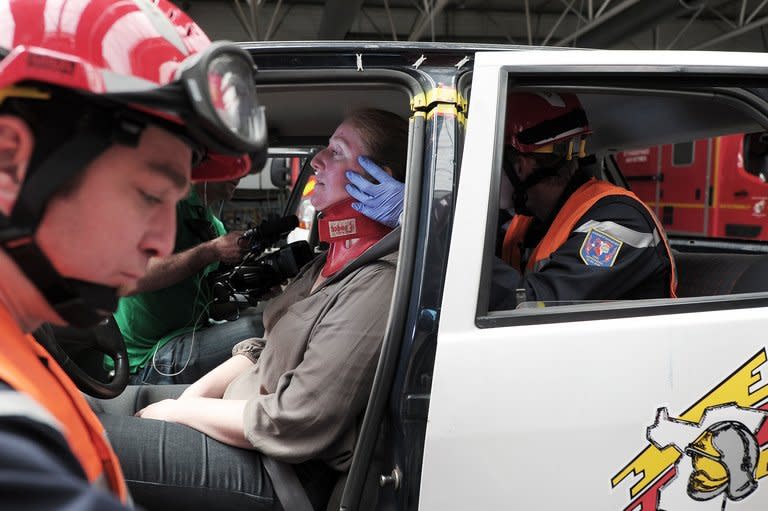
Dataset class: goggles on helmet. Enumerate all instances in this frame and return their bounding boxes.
[110,42,266,158]
[0,42,267,160]
[502,148,567,216]
[504,148,563,171]
[181,42,265,155]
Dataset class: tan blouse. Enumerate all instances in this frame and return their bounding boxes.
[225,249,397,471]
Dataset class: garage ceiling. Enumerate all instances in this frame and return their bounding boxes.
[179,0,768,51]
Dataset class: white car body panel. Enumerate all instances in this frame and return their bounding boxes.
[419,50,768,510]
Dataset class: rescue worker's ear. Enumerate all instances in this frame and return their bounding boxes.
[0,115,33,214]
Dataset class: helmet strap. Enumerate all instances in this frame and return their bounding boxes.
[0,230,117,327]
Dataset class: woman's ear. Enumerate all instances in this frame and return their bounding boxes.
[0,115,33,215]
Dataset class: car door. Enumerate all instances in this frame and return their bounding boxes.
[420,50,768,511]
[658,138,711,236]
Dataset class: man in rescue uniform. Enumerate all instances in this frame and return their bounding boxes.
[0,0,264,507]
[490,91,677,308]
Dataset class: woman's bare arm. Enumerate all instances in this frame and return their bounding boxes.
[179,354,254,399]
[136,397,252,448]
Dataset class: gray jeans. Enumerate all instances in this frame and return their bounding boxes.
[132,313,264,385]
[90,386,338,511]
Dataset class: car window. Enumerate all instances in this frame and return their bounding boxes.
[476,80,768,322]
[616,133,768,243]
[671,141,695,166]
[220,156,302,232]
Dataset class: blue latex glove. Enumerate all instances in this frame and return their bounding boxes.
[345,156,404,228]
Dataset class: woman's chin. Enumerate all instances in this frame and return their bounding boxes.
[311,191,351,212]
[310,195,332,211]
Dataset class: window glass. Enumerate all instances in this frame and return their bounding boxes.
[671,141,694,166]
[222,156,301,230]
[477,81,768,323]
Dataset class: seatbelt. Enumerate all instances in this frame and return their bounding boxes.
[262,456,315,511]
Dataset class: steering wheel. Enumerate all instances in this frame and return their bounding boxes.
[33,318,129,399]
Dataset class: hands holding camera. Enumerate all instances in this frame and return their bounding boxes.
[210,231,249,265]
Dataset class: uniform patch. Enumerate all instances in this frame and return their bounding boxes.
[579,228,623,267]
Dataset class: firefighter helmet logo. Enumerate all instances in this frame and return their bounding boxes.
[612,349,768,511]
[685,421,759,502]
[648,405,765,507]
[647,406,764,509]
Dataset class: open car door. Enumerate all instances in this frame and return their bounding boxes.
[421,50,768,511]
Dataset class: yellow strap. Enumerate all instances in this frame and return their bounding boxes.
[0,86,51,106]
[411,87,459,112]
[426,103,458,120]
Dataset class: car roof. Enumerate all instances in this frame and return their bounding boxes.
[247,43,766,151]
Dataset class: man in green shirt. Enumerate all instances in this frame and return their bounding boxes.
[113,179,263,384]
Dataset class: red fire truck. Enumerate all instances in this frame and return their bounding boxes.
[617,132,768,240]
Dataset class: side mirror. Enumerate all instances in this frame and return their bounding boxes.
[270,157,292,189]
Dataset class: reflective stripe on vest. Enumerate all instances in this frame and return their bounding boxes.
[502,178,677,298]
[0,304,129,503]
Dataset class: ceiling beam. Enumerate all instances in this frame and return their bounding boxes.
[556,0,703,48]
[691,14,768,49]
[554,0,641,46]
[408,0,451,40]
[317,0,365,39]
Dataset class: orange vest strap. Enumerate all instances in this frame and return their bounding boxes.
[502,215,533,271]
[0,306,128,502]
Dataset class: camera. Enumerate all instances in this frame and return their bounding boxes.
[238,214,301,253]
[209,215,315,320]
[216,241,314,304]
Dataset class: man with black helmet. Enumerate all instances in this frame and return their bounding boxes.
[0,0,265,507]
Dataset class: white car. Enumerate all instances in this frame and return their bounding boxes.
[245,43,768,511]
[152,43,768,510]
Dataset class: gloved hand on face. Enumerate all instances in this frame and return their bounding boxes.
[345,156,404,228]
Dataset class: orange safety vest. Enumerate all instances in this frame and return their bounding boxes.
[502,178,677,297]
[0,304,129,503]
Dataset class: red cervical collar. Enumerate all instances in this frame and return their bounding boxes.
[317,198,392,277]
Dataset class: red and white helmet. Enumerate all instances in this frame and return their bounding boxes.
[0,0,267,329]
[0,0,266,180]
[504,91,591,159]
